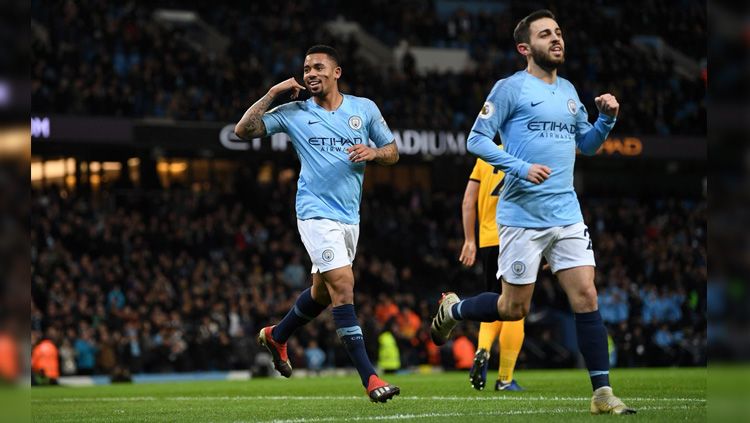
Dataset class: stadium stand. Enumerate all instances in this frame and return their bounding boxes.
[32,0,705,135]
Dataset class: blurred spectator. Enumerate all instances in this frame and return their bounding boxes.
[397,305,421,339]
[283,253,307,290]
[304,340,326,373]
[0,332,20,382]
[74,330,97,375]
[608,334,617,367]
[654,324,675,350]
[452,330,475,370]
[31,328,60,385]
[600,286,629,324]
[375,294,399,324]
[377,320,401,373]
[58,339,76,376]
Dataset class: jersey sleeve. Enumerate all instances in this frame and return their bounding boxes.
[366,99,395,147]
[469,159,482,182]
[261,103,293,136]
[574,92,617,155]
[467,79,532,179]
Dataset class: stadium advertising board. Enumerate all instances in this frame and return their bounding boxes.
[220,127,702,160]
[30,115,132,144]
[31,116,704,160]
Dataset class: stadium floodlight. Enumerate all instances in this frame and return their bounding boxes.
[152,9,198,24]
[151,9,229,56]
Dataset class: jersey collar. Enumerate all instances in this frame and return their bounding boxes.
[308,93,346,112]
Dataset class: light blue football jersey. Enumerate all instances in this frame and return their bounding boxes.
[262,94,394,224]
[467,70,617,228]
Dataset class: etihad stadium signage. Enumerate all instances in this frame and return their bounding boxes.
[219,126,468,156]
[218,124,693,159]
[31,116,704,160]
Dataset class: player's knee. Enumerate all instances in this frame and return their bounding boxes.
[324,274,354,305]
[329,289,353,306]
[514,302,530,320]
[311,283,331,305]
[571,284,598,312]
[498,300,528,321]
[505,307,527,321]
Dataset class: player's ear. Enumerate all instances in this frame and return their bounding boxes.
[516,43,530,57]
[334,66,342,80]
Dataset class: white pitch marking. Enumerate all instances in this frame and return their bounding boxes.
[32,395,706,403]
[245,405,702,423]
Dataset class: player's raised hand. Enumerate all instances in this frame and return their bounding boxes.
[526,164,552,184]
[594,93,619,119]
[459,241,477,266]
[269,77,306,99]
[347,143,377,163]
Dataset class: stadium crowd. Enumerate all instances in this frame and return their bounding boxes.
[31,173,706,378]
[32,0,705,135]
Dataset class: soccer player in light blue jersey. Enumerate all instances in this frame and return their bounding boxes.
[234,45,400,403]
[429,10,635,414]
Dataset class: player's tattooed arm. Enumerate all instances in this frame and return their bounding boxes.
[234,77,306,139]
[374,142,399,165]
[234,93,273,139]
[347,141,399,165]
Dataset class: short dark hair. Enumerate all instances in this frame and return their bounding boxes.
[513,9,556,44]
[305,45,340,66]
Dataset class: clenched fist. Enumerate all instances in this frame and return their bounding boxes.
[594,93,619,119]
[526,164,552,184]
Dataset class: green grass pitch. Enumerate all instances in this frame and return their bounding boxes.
[31,368,705,422]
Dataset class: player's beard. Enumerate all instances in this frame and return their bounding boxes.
[530,44,564,72]
[307,78,328,97]
[310,86,326,97]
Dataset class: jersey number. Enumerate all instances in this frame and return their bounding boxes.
[491,168,505,197]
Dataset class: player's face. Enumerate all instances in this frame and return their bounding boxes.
[303,53,341,97]
[526,18,565,70]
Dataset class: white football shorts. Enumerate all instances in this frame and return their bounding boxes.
[497,222,595,284]
[297,218,359,273]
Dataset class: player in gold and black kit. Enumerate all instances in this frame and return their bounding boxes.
[459,155,525,391]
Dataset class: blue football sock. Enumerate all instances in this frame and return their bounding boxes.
[272,288,327,343]
[332,304,377,387]
[450,293,501,321]
[575,310,611,390]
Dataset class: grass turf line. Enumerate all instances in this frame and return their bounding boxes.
[31,368,705,422]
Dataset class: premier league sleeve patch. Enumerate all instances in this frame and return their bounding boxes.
[478,101,495,120]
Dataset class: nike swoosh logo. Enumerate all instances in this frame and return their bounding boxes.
[531,101,544,107]
[336,326,363,337]
[308,120,321,125]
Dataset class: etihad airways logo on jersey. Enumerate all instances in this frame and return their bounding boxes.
[527,121,576,140]
[527,121,576,133]
[308,137,364,152]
